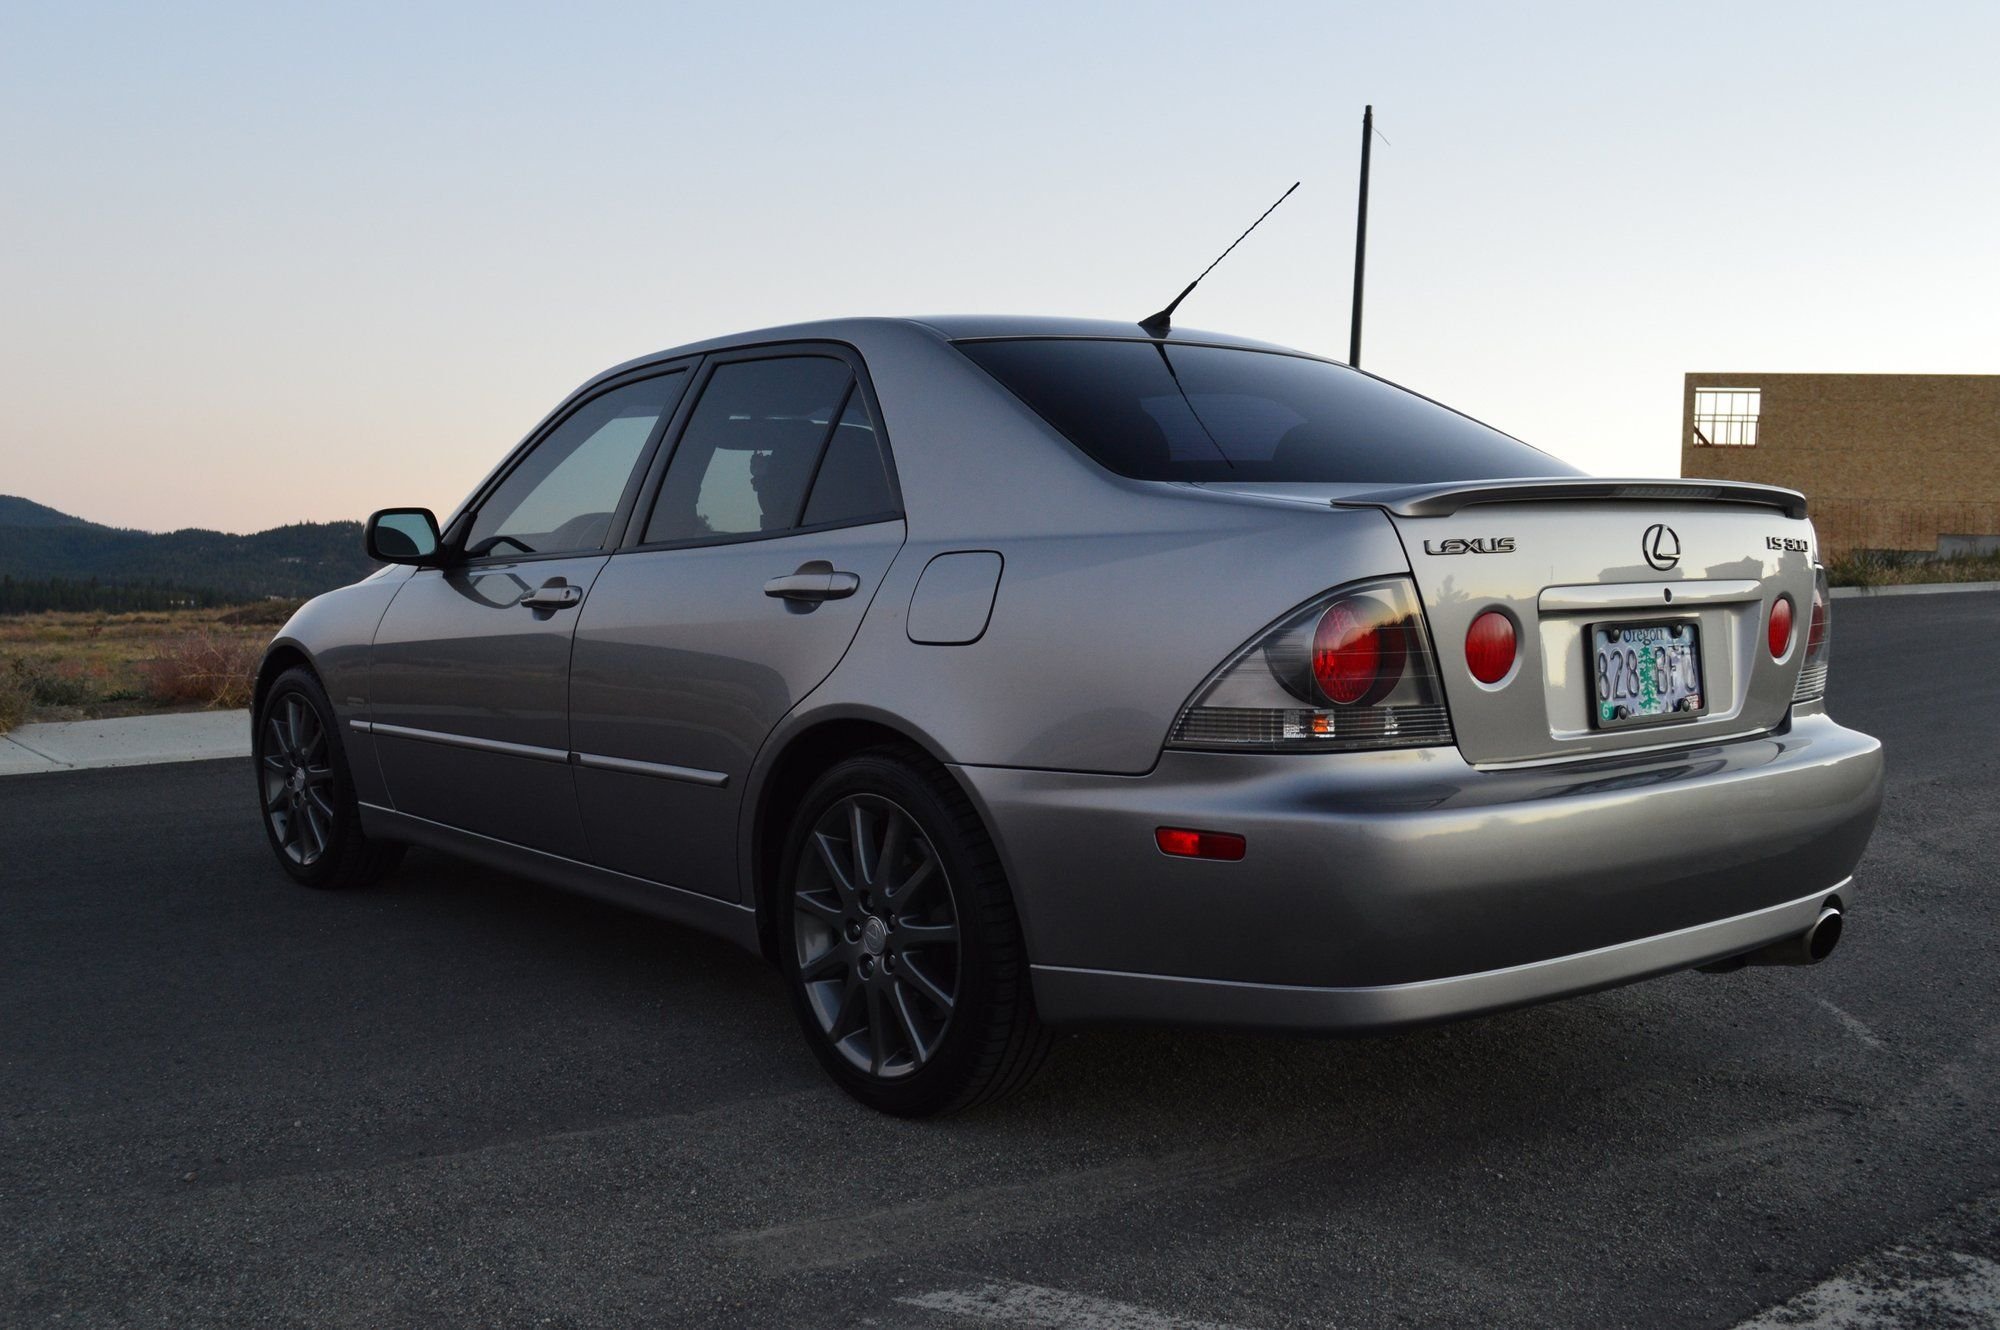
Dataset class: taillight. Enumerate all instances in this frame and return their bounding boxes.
[1167,576,1452,752]
[1464,610,1517,684]
[1312,596,1405,705]
[1767,595,1795,659]
[1794,567,1832,703]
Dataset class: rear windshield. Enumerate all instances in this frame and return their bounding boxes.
[956,338,1578,484]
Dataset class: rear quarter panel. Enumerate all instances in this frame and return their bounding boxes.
[792,327,1414,774]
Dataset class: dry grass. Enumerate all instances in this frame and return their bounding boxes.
[1825,549,2000,588]
[136,631,263,708]
[0,603,295,733]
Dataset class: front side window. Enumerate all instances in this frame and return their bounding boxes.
[644,356,864,544]
[957,339,1577,484]
[466,373,686,557]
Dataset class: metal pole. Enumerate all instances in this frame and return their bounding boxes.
[1349,104,1372,368]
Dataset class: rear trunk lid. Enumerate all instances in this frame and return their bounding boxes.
[1338,477,1817,765]
[1187,476,1820,766]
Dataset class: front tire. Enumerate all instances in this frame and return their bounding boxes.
[777,747,1050,1115]
[254,666,403,890]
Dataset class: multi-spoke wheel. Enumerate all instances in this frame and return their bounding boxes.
[778,747,1051,1115]
[260,690,337,868]
[793,793,961,1079]
[253,666,403,890]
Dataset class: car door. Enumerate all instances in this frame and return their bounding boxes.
[568,347,906,897]
[367,368,692,857]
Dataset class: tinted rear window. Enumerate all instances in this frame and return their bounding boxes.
[957,339,1577,484]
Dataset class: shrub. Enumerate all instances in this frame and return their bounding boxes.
[0,658,29,733]
[139,631,261,709]
[1823,550,1893,588]
[0,655,103,714]
[25,658,100,707]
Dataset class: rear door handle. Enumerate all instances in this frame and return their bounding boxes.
[764,561,861,604]
[521,581,583,610]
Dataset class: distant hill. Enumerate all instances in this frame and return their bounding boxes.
[0,496,101,530]
[0,495,379,612]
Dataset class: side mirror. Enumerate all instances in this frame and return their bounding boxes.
[365,508,443,564]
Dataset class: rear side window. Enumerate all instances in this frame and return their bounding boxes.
[644,357,853,543]
[956,339,1577,484]
[801,391,895,526]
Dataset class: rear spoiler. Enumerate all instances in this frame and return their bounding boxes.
[1330,477,1808,521]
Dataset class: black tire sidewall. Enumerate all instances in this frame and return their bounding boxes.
[775,752,1005,1116]
[253,667,366,889]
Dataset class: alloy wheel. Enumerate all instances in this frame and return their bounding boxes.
[259,692,337,867]
[791,793,962,1079]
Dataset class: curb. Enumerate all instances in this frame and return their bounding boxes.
[1830,580,2000,600]
[0,711,250,777]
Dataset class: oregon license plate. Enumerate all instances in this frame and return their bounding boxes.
[1588,620,1705,728]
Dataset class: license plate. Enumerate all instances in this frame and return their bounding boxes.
[1588,620,1705,728]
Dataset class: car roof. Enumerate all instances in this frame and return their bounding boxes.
[901,315,1315,355]
[593,316,1327,385]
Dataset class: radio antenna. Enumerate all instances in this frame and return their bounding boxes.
[1138,181,1299,338]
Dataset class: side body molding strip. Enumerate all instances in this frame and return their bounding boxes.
[350,719,728,787]
[353,719,568,764]
[571,750,730,788]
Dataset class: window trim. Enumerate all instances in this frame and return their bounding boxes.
[445,359,703,570]
[618,340,904,555]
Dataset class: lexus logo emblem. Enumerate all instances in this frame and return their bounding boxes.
[1642,523,1681,571]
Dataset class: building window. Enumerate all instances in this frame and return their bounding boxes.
[1692,387,1760,447]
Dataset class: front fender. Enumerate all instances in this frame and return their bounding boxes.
[256,568,412,806]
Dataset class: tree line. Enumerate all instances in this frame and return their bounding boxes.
[0,576,232,615]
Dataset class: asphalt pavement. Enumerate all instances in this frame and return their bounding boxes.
[3,592,1997,1328]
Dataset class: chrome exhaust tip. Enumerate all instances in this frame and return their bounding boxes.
[1701,902,1843,972]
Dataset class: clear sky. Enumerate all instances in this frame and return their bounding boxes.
[4,0,1995,534]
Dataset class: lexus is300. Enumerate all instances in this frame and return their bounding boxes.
[253,317,1884,1115]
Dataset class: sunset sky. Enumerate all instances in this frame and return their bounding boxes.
[4,1,1996,534]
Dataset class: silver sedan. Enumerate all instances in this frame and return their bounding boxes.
[254,317,1884,1115]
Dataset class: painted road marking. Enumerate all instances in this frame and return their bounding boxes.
[717,1135,1354,1274]
[1815,997,1885,1051]
[900,1280,1244,1329]
[1736,1250,2000,1327]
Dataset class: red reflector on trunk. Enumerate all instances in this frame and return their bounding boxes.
[1465,610,1516,684]
[1768,595,1795,658]
[1155,827,1247,861]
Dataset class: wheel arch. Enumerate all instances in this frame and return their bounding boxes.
[253,639,318,718]
[743,706,976,965]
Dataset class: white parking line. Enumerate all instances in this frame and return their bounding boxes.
[718,1136,1347,1273]
[899,1281,1245,1330]
[1735,1250,2000,1328]
[1815,997,1885,1050]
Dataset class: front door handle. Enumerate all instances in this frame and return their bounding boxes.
[521,580,583,610]
[764,561,862,604]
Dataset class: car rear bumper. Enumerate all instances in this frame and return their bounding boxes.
[954,710,1883,1031]
[1028,882,1851,1031]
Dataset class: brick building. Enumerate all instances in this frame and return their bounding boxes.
[1679,373,2000,558]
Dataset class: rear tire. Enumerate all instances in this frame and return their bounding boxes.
[777,746,1050,1115]
[253,666,404,890]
